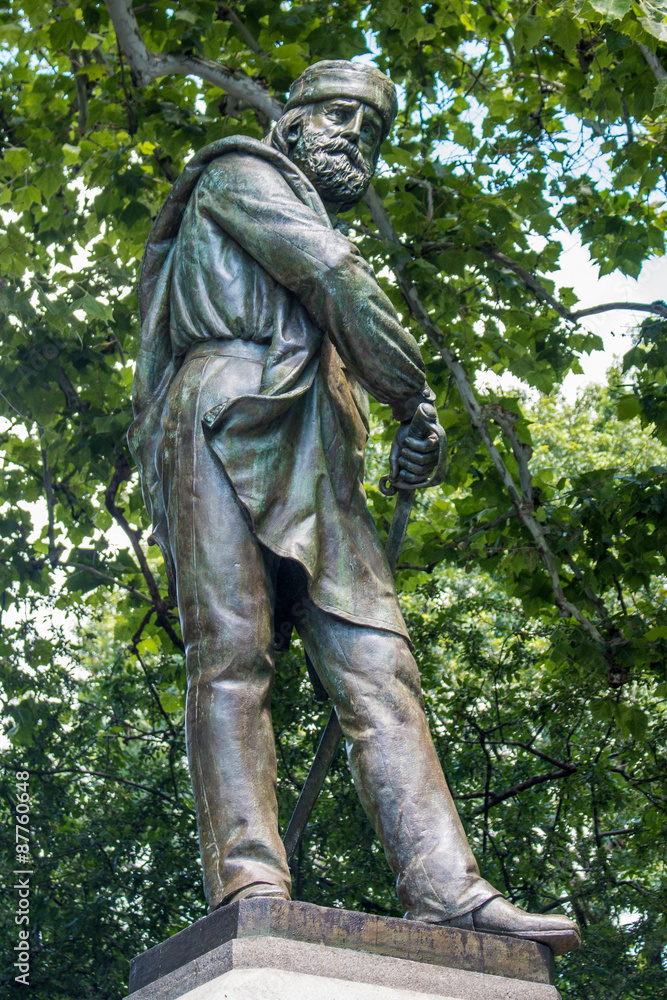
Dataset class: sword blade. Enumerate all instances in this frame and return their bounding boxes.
[385,488,414,575]
[282,710,343,862]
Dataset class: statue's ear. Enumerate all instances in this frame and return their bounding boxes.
[287,121,301,146]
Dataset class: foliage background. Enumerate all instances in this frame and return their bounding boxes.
[1,1,666,997]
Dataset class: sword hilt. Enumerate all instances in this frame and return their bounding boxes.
[379,401,446,497]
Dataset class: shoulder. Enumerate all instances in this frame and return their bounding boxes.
[194,137,327,221]
[197,138,296,198]
[201,150,288,193]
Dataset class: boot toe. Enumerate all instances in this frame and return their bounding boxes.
[470,897,581,955]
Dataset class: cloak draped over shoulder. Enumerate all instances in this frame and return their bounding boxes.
[128,135,429,638]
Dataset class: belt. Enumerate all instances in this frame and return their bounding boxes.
[182,339,269,365]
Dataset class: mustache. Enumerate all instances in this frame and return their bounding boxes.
[314,134,368,173]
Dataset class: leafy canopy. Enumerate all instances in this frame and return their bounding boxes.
[1,2,667,998]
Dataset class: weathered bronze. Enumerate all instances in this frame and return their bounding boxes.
[129,59,580,955]
[283,400,444,862]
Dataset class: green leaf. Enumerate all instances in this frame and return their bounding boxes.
[3,147,31,173]
[590,696,616,721]
[513,15,548,50]
[159,692,183,713]
[653,78,667,110]
[49,16,87,48]
[588,0,632,18]
[35,166,62,200]
[645,626,667,640]
[640,13,667,42]
[616,703,649,740]
[76,294,112,322]
[549,12,582,52]
[0,23,22,45]
[617,394,640,419]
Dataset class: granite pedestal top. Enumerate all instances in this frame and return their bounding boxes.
[127,898,558,1000]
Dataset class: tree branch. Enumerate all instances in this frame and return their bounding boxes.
[104,457,184,650]
[153,53,282,119]
[38,427,60,569]
[449,509,517,548]
[31,767,179,805]
[217,4,266,56]
[480,244,667,322]
[131,645,178,739]
[562,551,612,622]
[482,404,534,501]
[489,739,574,772]
[573,300,667,320]
[105,455,162,608]
[638,43,667,81]
[70,51,89,132]
[470,766,578,814]
[65,561,153,603]
[104,0,282,120]
[480,244,575,318]
[363,186,605,645]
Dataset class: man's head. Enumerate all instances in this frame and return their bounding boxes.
[268,60,398,211]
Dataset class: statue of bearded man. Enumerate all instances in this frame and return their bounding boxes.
[129,60,580,955]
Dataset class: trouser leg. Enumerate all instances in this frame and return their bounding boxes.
[161,354,291,910]
[296,601,498,922]
[179,539,290,911]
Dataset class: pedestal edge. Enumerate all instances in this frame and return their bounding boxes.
[126,935,561,1000]
[129,898,555,994]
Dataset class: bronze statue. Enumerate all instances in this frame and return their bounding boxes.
[129,60,580,955]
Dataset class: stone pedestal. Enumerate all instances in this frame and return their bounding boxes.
[126,899,561,1000]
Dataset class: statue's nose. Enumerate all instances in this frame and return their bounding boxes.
[340,106,364,142]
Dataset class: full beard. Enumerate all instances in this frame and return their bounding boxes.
[290,125,373,206]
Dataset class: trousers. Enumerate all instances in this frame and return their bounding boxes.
[160,341,496,920]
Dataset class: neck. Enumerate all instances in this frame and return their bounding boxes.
[321,197,345,215]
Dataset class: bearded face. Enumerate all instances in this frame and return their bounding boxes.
[289,118,375,207]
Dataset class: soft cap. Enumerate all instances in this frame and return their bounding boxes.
[284,60,398,139]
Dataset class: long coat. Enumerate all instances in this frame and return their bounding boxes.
[128,136,428,639]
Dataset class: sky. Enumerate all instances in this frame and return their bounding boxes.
[472,225,666,403]
[555,231,665,398]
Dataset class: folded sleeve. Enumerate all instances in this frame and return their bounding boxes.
[196,153,431,418]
